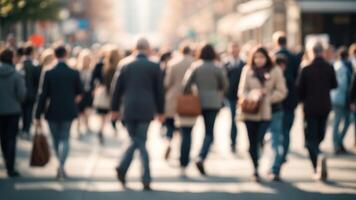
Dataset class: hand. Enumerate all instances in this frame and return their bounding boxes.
[35,119,42,130]
[156,114,165,124]
[75,95,82,104]
[111,111,121,121]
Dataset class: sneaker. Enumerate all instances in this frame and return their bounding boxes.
[196,161,206,176]
[252,172,261,182]
[115,167,126,188]
[316,155,328,181]
[267,172,281,182]
[56,168,64,181]
[231,145,237,154]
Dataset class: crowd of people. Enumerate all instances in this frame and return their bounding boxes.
[0,31,356,191]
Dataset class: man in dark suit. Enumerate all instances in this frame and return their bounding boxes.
[111,38,165,191]
[35,45,83,180]
[223,42,245,153]
[298,42,337,181]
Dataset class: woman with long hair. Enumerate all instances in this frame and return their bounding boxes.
[92,46,121,144]
[238,46,287,182]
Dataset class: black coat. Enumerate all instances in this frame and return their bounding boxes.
[111,54,164,121]
[297,57,337,116]
[35,62,83,121]
[350,74,356,104]
[275,48,300,111]
[224,59,245,101]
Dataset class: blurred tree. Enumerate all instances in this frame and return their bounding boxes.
[1,0,60,40]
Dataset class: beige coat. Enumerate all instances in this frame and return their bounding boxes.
[237,66,287,121]
[164,55,195,117]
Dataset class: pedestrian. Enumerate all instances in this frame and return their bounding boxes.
[111,38,165,191]
[164,43,196,175]
[223,41,245,153]
[331,46,353,154]
[76,49,94,137]
[349,44,356,146]
[0,48,26,178]
[272,31,300,168]
[18,44,38,139]
[297,42,337,181]
[238,46,287,182]
[182,43,228,176]
[92,46,120,144]
[35,45,84,180]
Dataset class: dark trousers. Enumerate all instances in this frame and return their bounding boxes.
[180,127,192,167]
[198,109,218,161]
[119,120,151,184]
[245,120,270,172]
[304,115,328,171]
[228,99,238,146]
[22,100,35,133]
[165,118,176,140]
[0,114,19,173]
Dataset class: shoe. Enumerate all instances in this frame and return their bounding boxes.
[116,167,126,188]
[164,146,171,160]
[196,161,206,176]
[7,170,21,178]
[231,145,237,154]
[56,168,64,180]
[180,167,187,179]
[316,155,328,181]
[252,173,261,182]
[267,172,281,182]
[143,183,152,191]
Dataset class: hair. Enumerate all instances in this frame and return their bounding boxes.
[349,43,356,56]
[103,47,121,91]
[16,46,24,57]
[24,44,34,56]
[248,46,273,70]
[39,48,55,68]
[76,49,92,70]
[54,45,67,58]
[198,44,217,61]
[337,46,349,60]
[312,42,324,56]
[179,42,191,55]
[273,31,287,47]
[136,38,150,51]
[0,48,14,65]
[275,54,287,66]
[159,51,172,63]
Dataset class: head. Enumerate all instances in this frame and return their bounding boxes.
[273,31,287,48]
[39,48,55,68]
[136,38,150,55]
[77,49,92,70]
[198,44,217,61]
[310,42,324,59]
[0,48,15,65]
[54,45,68,60]
[248,46,273,69]
[159,51,172,64]
[228,41,240,58]
[104,47,121,72]
[349,43,356,58]
[275,54,287,71]
[337,46,348,61]
[179,42,192,56]
[24,44,34,58]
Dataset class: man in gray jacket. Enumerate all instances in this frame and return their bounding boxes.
[0,48,26,177]
[111,38,165,191]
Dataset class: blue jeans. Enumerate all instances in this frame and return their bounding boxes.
[180,127,192,167]
[48,121,72,167]
[245,120,270,171]
[269,111,284,174]
[281,110,294,161]
[198,109,218,161]
[228,99,238,146]
[332,106,351,149]
[118,121,151,184]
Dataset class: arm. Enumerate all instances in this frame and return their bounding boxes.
[154,65,165,115]
[269,67,288,103]
[111,68,125,112]
[164,64,174,91]
[237,67,250,99]
[218,68,229,94]
[182,65,196,94]
[297,68,306,102]
[330,65,338,90]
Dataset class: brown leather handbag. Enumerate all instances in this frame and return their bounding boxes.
[238,90,263,114]
[30,127,50,167]
[176,94,202,117]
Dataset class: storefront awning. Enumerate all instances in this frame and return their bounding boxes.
[298,0,356,13]
[217,13,239,35]
[233,10,271,33]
